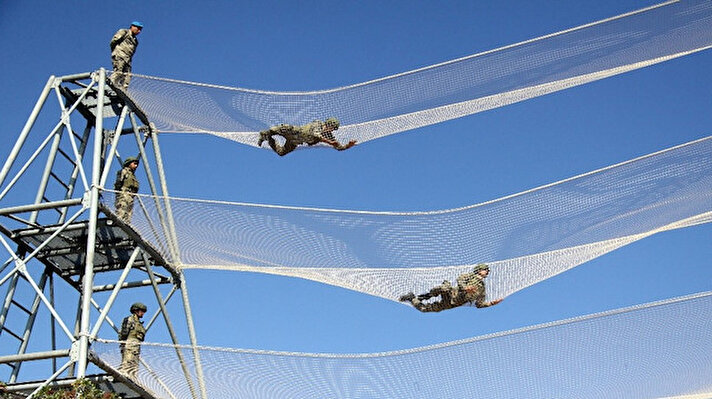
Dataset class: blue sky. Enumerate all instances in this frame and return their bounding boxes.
[1,0,711,372]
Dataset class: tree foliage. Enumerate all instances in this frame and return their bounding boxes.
[0,379,119,399]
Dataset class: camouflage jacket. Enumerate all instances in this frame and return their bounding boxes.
[266,120,334,146]
[119,314,146,342]
[454,271,490,308]
[110,29,139,61]
[114,167,139,193]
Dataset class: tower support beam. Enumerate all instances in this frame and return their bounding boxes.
[0,70,199,399]
[77,68,107,378]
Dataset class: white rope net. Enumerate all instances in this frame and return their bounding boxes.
[120,0,712,148]
[102,135,712,304]
[93,291,712,399]
[88,4,712,395]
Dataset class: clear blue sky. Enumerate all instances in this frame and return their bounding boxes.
[1,0,711,366]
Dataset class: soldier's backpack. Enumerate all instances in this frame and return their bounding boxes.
[119,316,132,341]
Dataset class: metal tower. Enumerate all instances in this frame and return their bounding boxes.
[0,69,206,399]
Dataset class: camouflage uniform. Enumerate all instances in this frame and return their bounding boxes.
[110,28,139,89]
[406,266,495,312]
[258,119,350,156]
[118,313,146,377]
[114,164,139,223]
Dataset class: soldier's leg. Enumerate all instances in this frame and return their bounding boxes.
[413,297,449,313]
[116,208,128,222]
[118,345,126,371]
[128,345,140,377]
[278,140,297,156]
[118,344,131,373]
[259,127,283,147]
[112,58,132,89]
[440,290,454,307]
[267,136,282,154]
[111,58,126,88]
[115,192,133,223]
[125,197,135,222]
[268,136,297,156]
[122,63,132,89]
[119,342,141,377]
[115,192,127,220]
[414,282,456,312]
[417,292,433,301]
[111,57,120,86]
[425,280,452,298]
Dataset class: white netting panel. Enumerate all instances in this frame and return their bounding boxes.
[121,0,712,148]
[102,136,712,302]
[93,291,712,399]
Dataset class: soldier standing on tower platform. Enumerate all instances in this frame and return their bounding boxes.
[114,157,139,223]
[118,302,147,377]
[110,21,143,89]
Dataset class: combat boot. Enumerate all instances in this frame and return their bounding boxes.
[399,292,415,302]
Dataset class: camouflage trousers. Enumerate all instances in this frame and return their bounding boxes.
[412,281,458,313]
[111,57,132,89]
[118,341,141,377]
[115,191,135,223]
[263,134,297,156]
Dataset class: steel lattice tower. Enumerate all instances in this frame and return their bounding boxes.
[0,69,207,399]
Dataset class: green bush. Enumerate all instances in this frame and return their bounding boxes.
[34,379,118,399]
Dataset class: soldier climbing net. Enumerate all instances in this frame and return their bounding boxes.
[92,291,712,399]
[121,0,712,148]
[103,135,712,304]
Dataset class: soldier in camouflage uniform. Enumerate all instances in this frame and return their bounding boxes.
[114,157,139,223]
[118,302,147,377]
[110,21,143,89]
[399,264,503,312]
[257,117,356,156]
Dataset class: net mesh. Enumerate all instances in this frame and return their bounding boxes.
[102,136,712,303]
[92,291,712,399]
[120,0,712,148]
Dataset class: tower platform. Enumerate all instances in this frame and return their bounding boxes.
[2,210,177,285]
[59,78,151,128]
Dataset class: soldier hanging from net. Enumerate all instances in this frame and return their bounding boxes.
[257,117,357,156]
[399,263,504,312]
